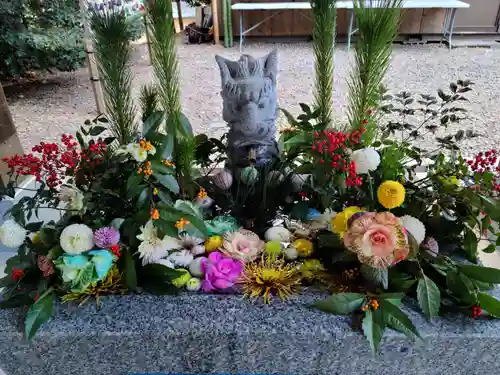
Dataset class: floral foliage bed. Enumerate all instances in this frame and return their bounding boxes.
[1,0,500,355]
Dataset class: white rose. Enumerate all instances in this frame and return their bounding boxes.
[189,257,206,277]
[400,215,426,245]
[60,224,94,255]
[59,185,85,212]
[351,148,380,174]
[0,219,27,249]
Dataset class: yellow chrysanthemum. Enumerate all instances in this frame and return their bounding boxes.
[377,181,405,209]
[331,206,362,237]
[239,257,301,304]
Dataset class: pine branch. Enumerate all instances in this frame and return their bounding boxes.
[90,8,137,145]
[139,84,160,123]
[145,0,181,122]
[346,0,403,141]
[310,0,337,129]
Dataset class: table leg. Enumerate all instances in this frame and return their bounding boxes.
[239,12,243,53]
[347,10,354,51]
[447,8,457,50]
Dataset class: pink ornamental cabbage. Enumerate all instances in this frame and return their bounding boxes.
[200,251,243,292]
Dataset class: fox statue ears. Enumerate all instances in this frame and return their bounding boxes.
[215,50,278,86]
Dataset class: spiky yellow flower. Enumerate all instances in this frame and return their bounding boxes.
[61,265,126,306]
[377,180,405,209]
[239,257,301,304]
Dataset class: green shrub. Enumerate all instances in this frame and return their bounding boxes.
[0,0,85,77]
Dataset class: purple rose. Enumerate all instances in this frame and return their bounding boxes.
[93,227,120,248]
[200,251,243,292]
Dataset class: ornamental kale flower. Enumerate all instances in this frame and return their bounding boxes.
[221,229,264,262]
[54,254,93,290]
[200,251,243,292]
[93,227,120,248]
[344,212,409,269]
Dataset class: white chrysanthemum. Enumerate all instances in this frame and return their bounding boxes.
[59,185,85,212]
[167,249,194,268]
[400,215,426,245]
[60,224,94,255]
[351,148,381,174]
[0,219,27,249]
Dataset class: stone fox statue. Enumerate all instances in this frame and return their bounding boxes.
[215,50,279,167]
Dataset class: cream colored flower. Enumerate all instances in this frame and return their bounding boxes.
[400,215,426,245]
[137,221,181,265]
[59,185,85,212]
[60,224,94,255]
[221,229,264,262]
[0,219,27,249]
[126,143,148,162]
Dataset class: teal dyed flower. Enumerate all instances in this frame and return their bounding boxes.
[89,250,114,280]
[204,216,240,236]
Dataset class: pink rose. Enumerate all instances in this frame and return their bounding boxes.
[37,255,54,277]
[200,251,243,292]
[221,229,264,262]
[344,212,409,269]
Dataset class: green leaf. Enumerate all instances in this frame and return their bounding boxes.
[25,289,54,340]
[482,244,496,253]
[460,265,500,284]
[446,270,475,304]
[379,293,404,306]
[76,131,86,148]
[126,173,145,199]
[121,248,137,291]
[478,293,500,317]
[361,264,388,290]
[137,187,151,210]
[284,132,312,146]
[0,293,33,308]
[142,263,184,282]
[312,293,365,315]
[463,228,478,261]
[291,201,309,221]
[88,126,107,136]
[25,221,43,232]
[362,309,384,355]
[178,112,193,137]
[381,299,422,340]
[151,161,175,175]
[279,107,299,127]
[417,275,441,319]
[154,172,179,195]
[143,111,164,138]
[0,275,13,288]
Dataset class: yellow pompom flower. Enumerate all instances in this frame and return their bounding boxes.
[331,206,362,237]
[32,231,41,245]
[377,180,405,209]
[204,235,223,252]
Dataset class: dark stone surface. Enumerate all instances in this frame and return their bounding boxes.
[0,293,500,375]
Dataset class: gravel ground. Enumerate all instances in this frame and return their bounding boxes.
[4,42,500,156]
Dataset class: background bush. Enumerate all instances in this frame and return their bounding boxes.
[0,0,85,78]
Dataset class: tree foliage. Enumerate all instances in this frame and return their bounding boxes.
[0,0,85,77]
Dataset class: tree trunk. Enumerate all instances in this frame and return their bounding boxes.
[0,84,24,187]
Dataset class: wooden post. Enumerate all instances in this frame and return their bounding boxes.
[176,0,184,30]
[211,0,220,44]
[79,0,105,114]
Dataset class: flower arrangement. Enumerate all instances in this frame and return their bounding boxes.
[0,0,499,356]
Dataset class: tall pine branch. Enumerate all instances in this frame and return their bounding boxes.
[346,0,403,142]
[310,0,337,129]
[90,8,137,145]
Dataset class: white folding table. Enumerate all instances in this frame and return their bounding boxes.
[231,1,470,51]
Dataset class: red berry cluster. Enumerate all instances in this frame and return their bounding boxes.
[2,134,108,188]
[466,149,500,193]
[472,305,483,319]
[311,127,366,187]
[11,268,24,281]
